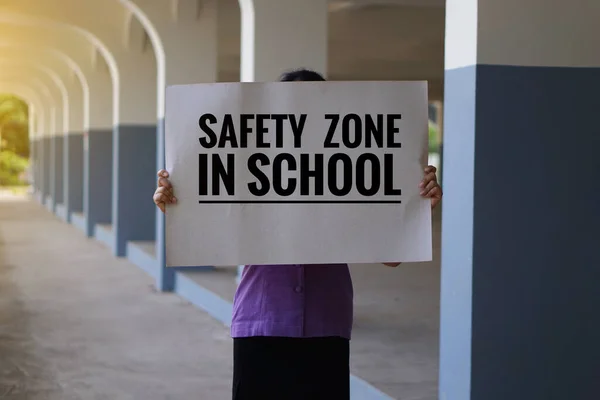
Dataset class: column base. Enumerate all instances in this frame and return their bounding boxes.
[71,212,87,233]
[55,203,67,221]
[126,240,159,279]
[94,223,115,253]
[45,195,54,212]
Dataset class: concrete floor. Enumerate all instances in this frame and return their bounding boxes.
[0,192,441,400]
[0,195,233,399]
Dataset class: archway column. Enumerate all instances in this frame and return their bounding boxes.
[35,88,55,208]
[61,68,84,223]
[440,0,600,399]
[38,108,53,204]
[117,0,219,288]
[239,0,328,82]
[28,105,38,190]
[43,107,57,208]
[105,51,158,258]
[81,55,113,237]
[38,76,66,214]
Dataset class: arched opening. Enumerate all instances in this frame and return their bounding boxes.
[0,93,29,188]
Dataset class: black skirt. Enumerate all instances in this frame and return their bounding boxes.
[232,336,350,400]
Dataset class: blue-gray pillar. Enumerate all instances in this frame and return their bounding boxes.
[112,124,157,257]
[84,130,113,237]
[43,136,52,206]
[36,138,46,203]
[30,138,38,193]
[49,135,55,210]
[51,135,64,212]
[64,132,84,222]
[440,1,600,399]
[39,138,45,200]
[38,138,44,198]
[154,118,214,290]
[34,139,40,193]
[155,118,174,290]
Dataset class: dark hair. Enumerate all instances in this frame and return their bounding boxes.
[279,68,326,82]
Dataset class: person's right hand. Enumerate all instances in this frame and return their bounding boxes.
[153,169,176,213]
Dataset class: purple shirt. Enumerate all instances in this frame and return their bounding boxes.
[231,264,354,339]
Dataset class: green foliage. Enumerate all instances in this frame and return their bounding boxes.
[0,94,30,186]
[1,121,30,157]
[0,150,29,186]
[428,122,439,153]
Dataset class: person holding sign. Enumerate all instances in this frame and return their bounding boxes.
[154,69,442,400]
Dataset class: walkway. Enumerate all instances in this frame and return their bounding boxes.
[0,196,233,399]
[1,193,441,400]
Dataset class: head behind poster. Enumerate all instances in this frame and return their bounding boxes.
[279,69,326,82]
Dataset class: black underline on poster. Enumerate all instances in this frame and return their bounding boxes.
[198,200,402,204]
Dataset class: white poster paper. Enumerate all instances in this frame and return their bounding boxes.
[165,81,431,267]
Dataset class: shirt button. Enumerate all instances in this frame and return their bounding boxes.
[294,286,303,293]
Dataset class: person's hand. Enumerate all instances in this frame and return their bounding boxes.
[382,166,443,268]
[420,165,442,209]
[153,169,176,213]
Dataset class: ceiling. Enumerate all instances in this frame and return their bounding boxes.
[217,0,445,100]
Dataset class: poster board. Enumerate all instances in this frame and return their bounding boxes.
[165,81,431,266]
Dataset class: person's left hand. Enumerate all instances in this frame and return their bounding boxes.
[383,165,443,268]
[420,165,442,210]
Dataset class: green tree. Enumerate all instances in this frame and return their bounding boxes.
[0,94,29,156]
[428,122,439,153]
[0,150,29,185]
[0,94,30,186]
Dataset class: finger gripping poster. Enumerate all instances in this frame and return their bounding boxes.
[165,81,431,266]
